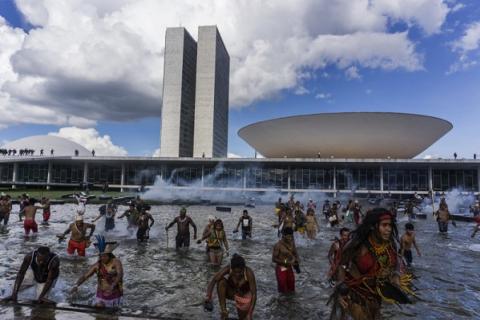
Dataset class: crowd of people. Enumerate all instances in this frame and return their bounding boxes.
[0,191,479,320]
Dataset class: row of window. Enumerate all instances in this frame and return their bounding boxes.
[0,163,478,191]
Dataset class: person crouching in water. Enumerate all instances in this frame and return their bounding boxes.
[71,236,123,308]
[136,206,154,242]
[199,219,229,266]
[234,210,252,240]
[204,254,257,320]
[272,227,300,294]
[400,223,421,267]
[4,246,59,304]
[57,215,95,257]
[305,208,320,240]
[328,208,412,320]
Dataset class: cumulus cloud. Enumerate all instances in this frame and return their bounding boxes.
[49,127,128,156]
[0,0,451,128]
[448,21,480,73]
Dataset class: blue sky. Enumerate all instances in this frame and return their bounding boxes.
[0,0,479,158]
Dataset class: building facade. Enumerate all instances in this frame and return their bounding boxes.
[160,28,197,157]
[1,157,478,196]
[193,26,230,158]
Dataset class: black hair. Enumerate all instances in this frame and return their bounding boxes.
[37,246,50,255]
[230,253,246,269]
[405,223,414,230]
[340,208,398,266]
[339,227,350,235]
[307,208,315,214]
[243,209,248,214]
[29,198,37,205]
[282,227,294,236]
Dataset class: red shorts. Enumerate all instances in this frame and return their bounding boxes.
[43,210,51,222]
[24,219,38,235]
[67,239,87,256]
[275,265,295,293]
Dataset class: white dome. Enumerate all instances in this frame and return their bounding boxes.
[2,135,90,156]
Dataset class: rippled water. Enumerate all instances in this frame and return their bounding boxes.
[1,202,480,319]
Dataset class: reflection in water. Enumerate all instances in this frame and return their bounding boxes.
[0,203,479,319]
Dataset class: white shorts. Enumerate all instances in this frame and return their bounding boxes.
[21,269,57,298]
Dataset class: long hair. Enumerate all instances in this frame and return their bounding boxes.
[340,207,399,265]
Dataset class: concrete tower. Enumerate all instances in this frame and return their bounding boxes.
[193,26,230,158]
[160,27,197,157]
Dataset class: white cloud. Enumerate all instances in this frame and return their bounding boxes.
[448,21,480,73]
[315,92,332,100]
[0,0,451,128]
[294,86,309,95]
[49,127,128,156]
[451,3,465,13]
[345,66,361,80]
[227,152,243,158]
[152,148,161,157]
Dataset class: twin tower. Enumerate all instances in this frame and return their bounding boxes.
[160,26,230,158]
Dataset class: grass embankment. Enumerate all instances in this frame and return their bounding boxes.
[0,188,137,204]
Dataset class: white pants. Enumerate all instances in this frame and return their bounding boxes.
[21,269,56,298]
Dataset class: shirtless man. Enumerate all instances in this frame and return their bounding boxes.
[279,207,295,232]
[136,208,154,242]
[204,254,257,320]
[400,223,421,267]
[4,246,59,304]
[41,197,51,225]
[470,216,480,238]
[272,227,300,293]
[435,200,451,233]
[0,194,12,229]
[118,203,140,230]
[198,215,216,253]
[165,207,197,249]
[58,215,95,256]
[23,198,45,237]
[18,193,29,221]
[327,227,350,284]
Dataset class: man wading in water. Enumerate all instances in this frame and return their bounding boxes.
[272,227,300,294]
[234,210,253,240]
[399,223,421,267]
[165,207,197,249]
[40,197,51,225]
[136,206,154,242]
[57,215,95,257]
[93,201,117,232]
[4,246,59,304]
[71,236,123,308]
[118,203,140,231]
[23,198,46,237]
[0,193,12,230]
[204,254,257,320]
[435,198,452,233]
